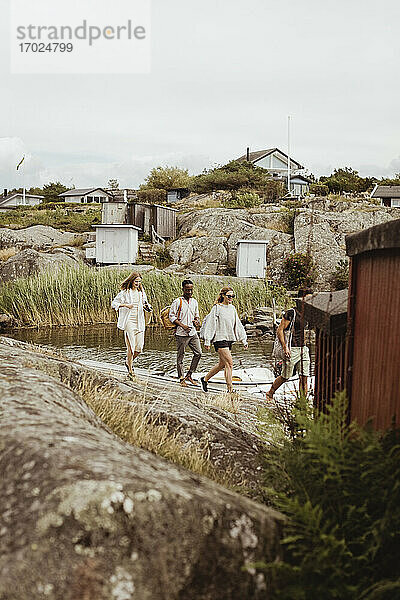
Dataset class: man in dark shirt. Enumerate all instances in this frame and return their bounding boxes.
[266,289,312,401]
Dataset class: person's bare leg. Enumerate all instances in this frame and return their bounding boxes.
[266,375,287,400]
[132,350,141,362]
[218,348,233,393]
[205,360,224,382]
[299,375,308,397]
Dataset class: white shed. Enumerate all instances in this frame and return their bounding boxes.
[94,225,140,264]
[236,240,269,278]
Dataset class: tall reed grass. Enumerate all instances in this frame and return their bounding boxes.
[0,265,289,327]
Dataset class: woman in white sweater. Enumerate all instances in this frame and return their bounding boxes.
[200,286,248,394]
[111,272,152,380]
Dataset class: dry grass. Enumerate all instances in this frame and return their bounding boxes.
[185,228,208,238]
[0,247,18,262]
[198,391,242,414]
[74,375,236,487]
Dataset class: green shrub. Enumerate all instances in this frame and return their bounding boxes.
[0,205,101,232]
[331,258,349,290]
[222,190,262,209]
[283,252,316,289]
[136,188,166,204]
[140,166,191,190]
[309,183,329,196]
[278,207,299,235]
[154,246,173,269]
[259,393,400,599]
[190,160,272,193]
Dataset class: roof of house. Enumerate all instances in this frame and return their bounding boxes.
[371,185,400,199]
[59,188,112,197]
[236,148,304,169]
[285,174,312,183]
[0,193,44,206]
[106,188,138,202]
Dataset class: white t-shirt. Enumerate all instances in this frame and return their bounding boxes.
[169,297,199,337]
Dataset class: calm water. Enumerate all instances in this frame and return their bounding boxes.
[7,324,277,375]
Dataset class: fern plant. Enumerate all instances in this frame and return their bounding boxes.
[260,393,400,599]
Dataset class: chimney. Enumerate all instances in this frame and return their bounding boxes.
[3,188,7,198]
[246,147,250,161]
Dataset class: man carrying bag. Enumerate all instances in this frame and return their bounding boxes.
[169,279,202,387]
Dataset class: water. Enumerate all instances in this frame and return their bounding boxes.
[6,324,276,375]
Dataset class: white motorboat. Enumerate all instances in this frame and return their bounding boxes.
[195,367,314,401]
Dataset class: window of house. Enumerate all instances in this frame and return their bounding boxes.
[87,196,94,203]
[94,196,100,202]
[392,199,400,207]
[81,197,85,203]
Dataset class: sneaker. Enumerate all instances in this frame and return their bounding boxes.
[185,376,199,386]
[200,377,208,392]
[180,378,189,387]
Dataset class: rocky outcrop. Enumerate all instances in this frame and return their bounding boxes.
[0,337,282,600]
[174,201,400,288]
[169,235,228,274]
[294,205,398,287]
[0,247,82,282]
[173,208,293,278]
[0,225,80,250]
[0,337,266,492]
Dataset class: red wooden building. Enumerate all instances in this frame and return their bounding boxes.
[346,218,400,429]
[304,218,400,430]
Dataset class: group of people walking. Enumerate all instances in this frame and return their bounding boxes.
[112,271,310,398]
[112,273,248,393]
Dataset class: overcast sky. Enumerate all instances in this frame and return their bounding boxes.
[1,0,399,190]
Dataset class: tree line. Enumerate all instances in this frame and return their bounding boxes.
[7,163,400,205]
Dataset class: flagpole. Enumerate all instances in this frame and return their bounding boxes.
[287,115,291,196]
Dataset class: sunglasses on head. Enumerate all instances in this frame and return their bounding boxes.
[225,293,235,298]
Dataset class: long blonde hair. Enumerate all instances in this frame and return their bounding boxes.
[215,286,233,304]
[121,271,143,291]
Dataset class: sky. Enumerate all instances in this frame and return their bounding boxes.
[1,0,400,190]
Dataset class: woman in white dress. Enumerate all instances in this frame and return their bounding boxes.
[111,272,152,380]
[200,286,248,394]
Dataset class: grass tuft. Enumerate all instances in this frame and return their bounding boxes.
[0,247,18,262]
[75,375,236,487]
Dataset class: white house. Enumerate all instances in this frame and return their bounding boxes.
[237,147,304,175]
[371,185,400,208]
[59,188,113,204]
[0,192,44,212]
[236,147,311,196]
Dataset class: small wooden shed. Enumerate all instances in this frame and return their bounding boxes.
[236,240,268,278]
[345,218,400,429]
[102,201,127,225]
[94,225,140,264]
[127,203,177,240]
[167,188,190,204]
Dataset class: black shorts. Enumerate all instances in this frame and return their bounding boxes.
[213,340,233,352]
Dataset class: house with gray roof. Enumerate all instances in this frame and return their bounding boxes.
[370,184,400,208]
[58,188,112,204]
[0,191,44,212]
[236,147,310,196]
